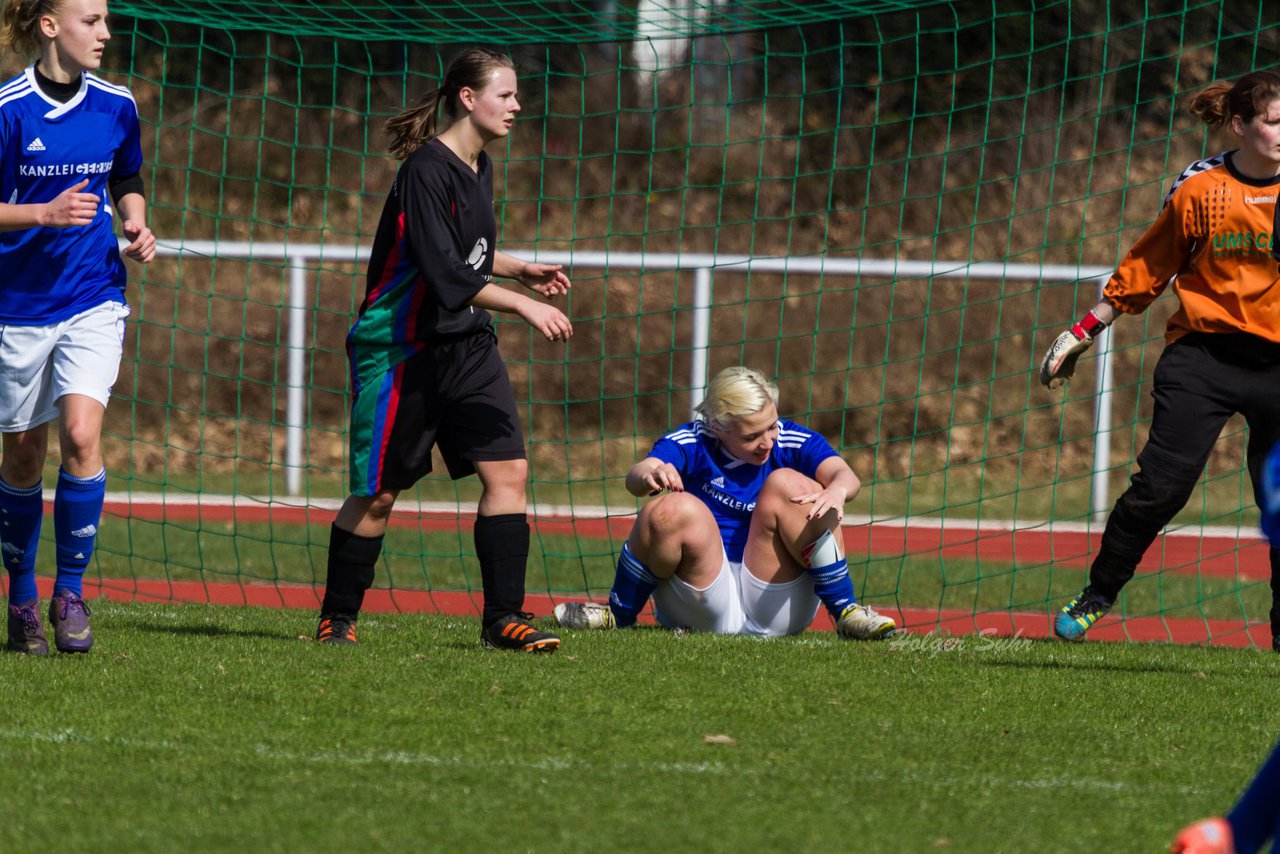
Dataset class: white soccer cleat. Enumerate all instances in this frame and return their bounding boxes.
[553,601,617,630]
[836,603,896,640]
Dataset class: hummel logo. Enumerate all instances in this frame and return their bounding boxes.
[70,524,97,538]
[25,138,45,152]
[710,476,726,488]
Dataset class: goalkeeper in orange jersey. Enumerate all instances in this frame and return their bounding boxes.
[1039,71,1280,649]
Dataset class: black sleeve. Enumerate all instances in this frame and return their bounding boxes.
[108,171,145,207]
[399,160,489,313]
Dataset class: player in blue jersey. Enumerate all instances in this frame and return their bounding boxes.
[1169,442,1280,854]
[554,366,896,639]
[315,47,572,652]
[1172,743,1280,854]
[0,0,155,654]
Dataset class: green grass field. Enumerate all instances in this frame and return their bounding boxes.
[0,600,1272,852]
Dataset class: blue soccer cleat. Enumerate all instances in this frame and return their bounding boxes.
[1054,587,1113,641]
[48,591,93,653]
[7,600,48,655]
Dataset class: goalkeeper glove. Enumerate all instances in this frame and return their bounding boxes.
[1039,310,1108,389]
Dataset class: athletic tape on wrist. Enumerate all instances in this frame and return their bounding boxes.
[1071,309,1107,339]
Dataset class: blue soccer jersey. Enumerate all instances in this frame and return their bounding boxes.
[646,418,840,562]
[0,66,143,325]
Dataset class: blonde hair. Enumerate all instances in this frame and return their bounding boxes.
[0,0,60,56]
[384,46,514,160]
[694,366,779,425]
[1190,71,1280,129]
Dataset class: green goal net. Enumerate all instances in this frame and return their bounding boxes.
[6,0,1278,645]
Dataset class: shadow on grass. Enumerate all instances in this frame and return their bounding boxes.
[122,621,298,641]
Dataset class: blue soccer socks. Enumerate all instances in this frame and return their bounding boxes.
[803,529,857,618]
[809,559,857,618]
[53,468,106,598]
[608,542,660,627]
[0,476,43,605]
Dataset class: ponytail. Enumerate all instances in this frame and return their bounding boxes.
[1189,81,1233,129]
[385,88,447,160]
[1190,71,1280,129]
[0,0,58,56]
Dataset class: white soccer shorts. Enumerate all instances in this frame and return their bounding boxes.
[0,301,130,432]
[652,551,822,637]
[737,564,821,637]
[653,553,748,634]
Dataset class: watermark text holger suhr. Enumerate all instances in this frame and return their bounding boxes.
[887,629,1034,655]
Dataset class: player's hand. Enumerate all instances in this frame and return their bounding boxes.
[40,179,99,227]
[518,298,573,342]
[640,462,684,495]
[121,220,156,264]
[790,485,848,522]
[1039,327,1094,389]
[518,263,571,299]
[1170,817,1234,854]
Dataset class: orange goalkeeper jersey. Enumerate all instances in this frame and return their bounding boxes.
[1103,150,1280,344]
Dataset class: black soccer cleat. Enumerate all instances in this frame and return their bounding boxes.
[481,612,560,653]
[316,613,358,645]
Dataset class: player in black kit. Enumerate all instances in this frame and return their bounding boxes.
[317,47,573,652]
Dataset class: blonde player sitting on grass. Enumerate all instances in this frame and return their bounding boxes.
[555,366,895,639]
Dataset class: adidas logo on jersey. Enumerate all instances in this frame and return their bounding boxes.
[710,476,726,488]
[25,137,46,152]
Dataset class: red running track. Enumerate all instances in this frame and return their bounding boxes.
[39,498,1272,649]
[98,498,1273,580]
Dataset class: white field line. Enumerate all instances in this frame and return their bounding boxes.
[96,492,1264,543]
[0,727,1211,794]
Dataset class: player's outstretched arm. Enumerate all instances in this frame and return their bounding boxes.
[494,250,571,299]
[468,283,572,342]
[1039,299,1118,389]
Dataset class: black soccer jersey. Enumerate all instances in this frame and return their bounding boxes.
[348,138,497,370]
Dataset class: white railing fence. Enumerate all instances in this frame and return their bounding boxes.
[143,241,1115,515]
